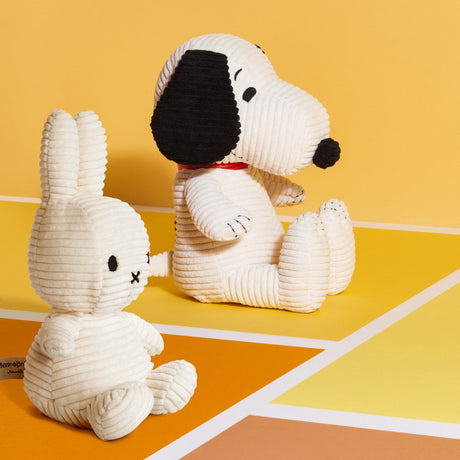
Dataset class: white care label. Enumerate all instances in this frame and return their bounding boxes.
[0,357,26,380]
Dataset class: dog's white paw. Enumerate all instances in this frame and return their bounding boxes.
[206,213,252,241]
[288,187,305,205]
[224,214,251,239]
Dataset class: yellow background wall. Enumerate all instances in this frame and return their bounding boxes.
[1,0,459,227]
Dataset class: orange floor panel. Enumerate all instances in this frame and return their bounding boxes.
[0,318,320,459]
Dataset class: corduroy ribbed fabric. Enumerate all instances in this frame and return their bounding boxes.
[150,34,355,312]
[24,109,197,441]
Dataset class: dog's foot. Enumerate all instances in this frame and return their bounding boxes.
[318,199,355,295]
[278,212,330,311]
[318,198,350,221]
[147,360,197,415]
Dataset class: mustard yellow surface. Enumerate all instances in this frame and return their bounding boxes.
[1,1,459,227]
[2,201,459,341]
[273,283,460,423]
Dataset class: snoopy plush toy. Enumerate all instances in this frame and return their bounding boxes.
[150,33,355,313]
[24,109,197,440]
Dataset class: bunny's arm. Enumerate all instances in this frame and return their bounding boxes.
[184,169,252,241]
[37,313,83,359]
[123,312,164,356]
[256,169,305,207]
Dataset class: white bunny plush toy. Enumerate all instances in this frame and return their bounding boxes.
[24,109,197,441]
[150,33,355,313]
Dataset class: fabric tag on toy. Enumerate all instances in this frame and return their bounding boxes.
[0,357,26,380]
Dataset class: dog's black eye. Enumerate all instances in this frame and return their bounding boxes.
[243,87,257,103]
[108,255,118,272]
[254,44,265,54]
[147,252,150,264]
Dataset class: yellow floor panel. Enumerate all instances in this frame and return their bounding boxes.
[2,200,460,457]
[2,201,460,340]
[273,283,460,423]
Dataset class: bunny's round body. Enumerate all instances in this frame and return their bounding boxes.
[151,34,356,312]
[25,312,155,413]
[24,110,197,441]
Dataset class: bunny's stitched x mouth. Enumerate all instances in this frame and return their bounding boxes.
[131,271,140,284]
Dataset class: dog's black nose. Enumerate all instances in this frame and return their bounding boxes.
[131,271,140,284]
[313,138,341,169]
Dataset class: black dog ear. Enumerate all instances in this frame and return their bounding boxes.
[151,50,241,167]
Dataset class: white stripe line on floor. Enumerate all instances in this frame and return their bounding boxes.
[132,205,175,214]
[350,221,460,235]
[153,324,335,349]
[280,215,460,234]
[0,195,40,203]
[0,309,47,322]
[1,196,459,235]
[0,195,175,214]
[147,269,460,459]
[0,309,334,349]
[255,405,460,440]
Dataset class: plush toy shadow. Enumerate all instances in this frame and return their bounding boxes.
[150,34,355,313]
[24,110,197,440]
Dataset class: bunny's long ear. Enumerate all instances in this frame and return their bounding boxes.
[151,49,241,167]
[74,110,108,195]
[40,109,79,200]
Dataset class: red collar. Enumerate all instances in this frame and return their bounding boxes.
[178,162,248,171]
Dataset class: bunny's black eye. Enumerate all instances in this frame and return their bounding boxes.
[243,87,257,103]
[108,255,118,272]
[147,252,150,264]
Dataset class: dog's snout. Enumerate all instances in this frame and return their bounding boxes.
[313,138,341,169]
[131,271,140,284]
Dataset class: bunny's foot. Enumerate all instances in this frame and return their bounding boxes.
[318,199,355,295]
[87,381,153,441]
[28,396,91,428]
[146,360,197,415]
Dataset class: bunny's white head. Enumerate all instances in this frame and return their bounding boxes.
[28,110,150,314]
